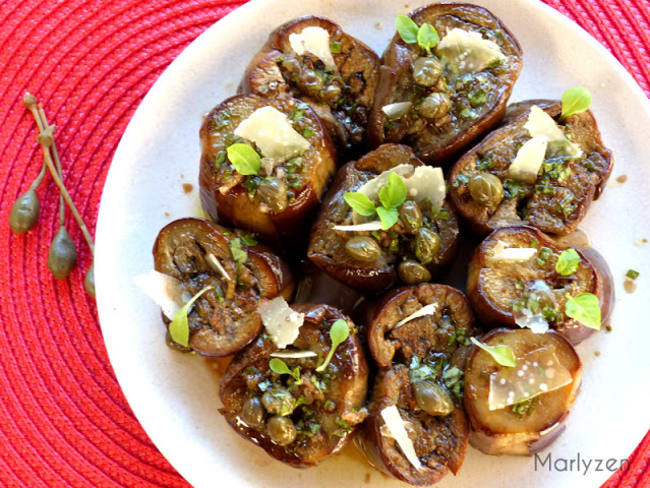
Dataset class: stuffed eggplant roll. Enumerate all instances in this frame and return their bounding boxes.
[368,3,522,165]
[219,303,368,467]
[449,99,613,236]
[199,94,336,244]
[464,328,582,455]
[467,225,614,344]
[240,16,380,151]
[151,218,294,356]
[308,144,459,294]
[359,284,475,485]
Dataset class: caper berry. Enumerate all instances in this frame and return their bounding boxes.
[414,228,441,265]
[261,388,295,416]
[345,236,381,263]
[398,259,431,284]
[413,381,455,416]
[469,172,504,207]
[267,415,297,446]
[9,189,40,234]
[418,93,451,120]
[412,57,443,87]
[84,264,95,299]
[398,201,423,233]
[257,177,288,213]
[48,226,77,279]
[241,396,266,428]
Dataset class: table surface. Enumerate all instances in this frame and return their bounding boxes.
[0,0,648,486]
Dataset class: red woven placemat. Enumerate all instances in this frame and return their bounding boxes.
[0,1,647,486]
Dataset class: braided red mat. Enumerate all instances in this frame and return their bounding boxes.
[0,0,647,486]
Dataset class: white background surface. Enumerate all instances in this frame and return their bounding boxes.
[95,1,650,486]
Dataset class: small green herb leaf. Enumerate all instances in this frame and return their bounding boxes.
[561,86,592,120]
[330,40,342,54]
[239,233,258,246]
[416,22,439,54]
[555,248,580,275]
[470,337,516,367]
[378,172,407,209]
[565,293,601,330]
[226,143,261,175]
[344,192,376,216]
[228,238,247,264]
[396,15,419,44]
[626,269,640,280]
[269,358,302,383]
[316,319,350,372]
[169,286,213,347]
[377,206,399,230]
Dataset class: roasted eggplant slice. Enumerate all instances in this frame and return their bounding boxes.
[464,328,582,455]
[153,218,294,356]
[219,303,368,467]
[240,16,380,151]
[308,144,459,294]
[199,94,336,244]
[368,3,522,165]
[358,284,475,485]
[467,225,614,344]
[449,99,613,236]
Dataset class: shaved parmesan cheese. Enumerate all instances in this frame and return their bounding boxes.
[332,221,383,232]
[380,406,422,471]
[205,253,231,282]
[382,102,412,120]
[270,350,317,359]
[493,246,537,262]
[508,135,548,183]
[514,308,550,334]
[524,105,582,158]
[393,303,438,329]
[289,26,336,69]
[488,347,573,411]
[258,296,304,349]
[133,270,186,319]
[437,28,505,74]
[234,106,310,167]
[357,164,414,200]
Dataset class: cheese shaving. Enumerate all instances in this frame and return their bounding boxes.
[133,270,186,319]
[380,405,422,471]
[270,350,317,359]
[258,296,304,349]
[289,26,337,69]
[393,303,438,329]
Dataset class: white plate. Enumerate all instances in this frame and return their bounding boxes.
[95,1,650,487]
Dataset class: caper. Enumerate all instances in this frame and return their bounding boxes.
[323,83,342,103]
[84,264,95,299]
[414,228,441,265]
[413,381,455,416]
[468,172,504,207]
[304,69,324,92]
[398,259,431,284]
[281,56,301,74]
[412,57,443,87]
[48,226,77,279]
[261,388,295,416]
[418,93,451,119]
[345,236,381,263]
[267,415,297,446]
[257,177,288,213]
[9,189,40,234]
[398,201,423,233]
[241,396,266,428]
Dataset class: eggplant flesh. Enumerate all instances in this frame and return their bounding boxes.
[464,328,582,456]
[368,3,523,165]
[219,303,368,468]
[240,16,380,151]
[449,100,613,236]
[466,225,613,344]
[307,144,459,294]
[153,218,294,356]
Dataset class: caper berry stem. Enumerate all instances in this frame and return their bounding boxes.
[28,163,47,192]
[37,105,67,230]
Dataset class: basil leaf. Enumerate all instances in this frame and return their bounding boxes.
[396,15,419,44]
[169,286,213,347]
[416,22,439,54]
[561,86,592,119]
[226,143,261,175]
[555,248,580,275]
[378,172,407,209]
[470,337,516,367]
[376,206,399,230]
[228,238,247,264]
[344,192,376,216]
[316,319,350,372]
[565,293,601,330]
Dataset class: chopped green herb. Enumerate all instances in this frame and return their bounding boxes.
[214,150,226,167]
[168,286,213,347]
[239,233,258,246]
[315,319,350,372]
[329,40,342,54]
[460,107,478,120]
[302,127,314,138]
[469,89,488,107]
[452,173,470,188]
[625,269,640,280]
[555,248,580,275]
[511,398,538,418]
[536,247,552,267]
[228,238,247,264]
[502,180,523,199]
